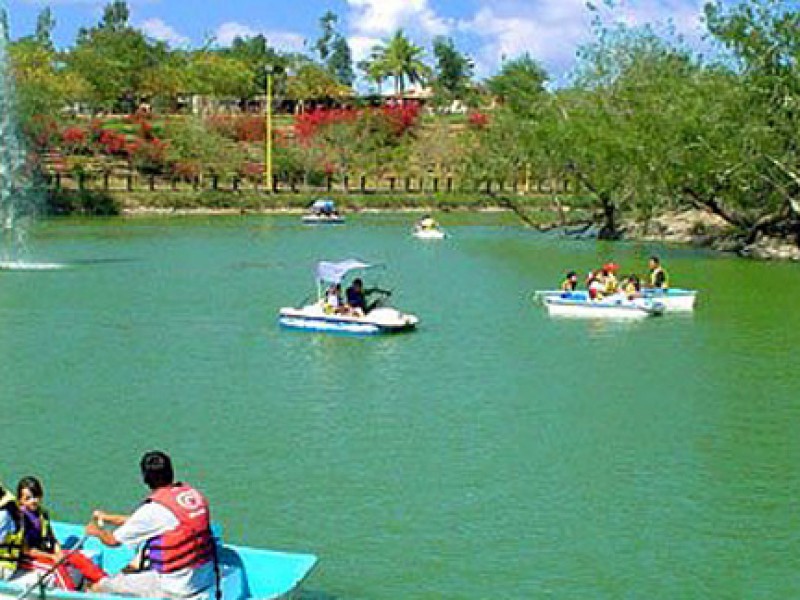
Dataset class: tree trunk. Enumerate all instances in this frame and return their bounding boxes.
[597,194,619,240]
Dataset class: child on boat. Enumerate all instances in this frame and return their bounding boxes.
[12,477,106,591]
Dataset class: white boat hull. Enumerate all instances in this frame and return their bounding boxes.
[279,305,418,334]
[0,261,65,271]
[413,228,446,239]
[302,215,345,225]
[543,296,664,318]
[535,288,697,312]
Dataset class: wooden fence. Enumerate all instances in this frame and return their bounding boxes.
[44,171,579,196]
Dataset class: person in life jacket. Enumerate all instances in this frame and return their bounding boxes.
[621,274,641,299]
[417,215,438,231]
[86,451,217,599]
[13,476,106,591]
[648,256,669,289]
[601,263,620,294]
[561,271,578,292]
[0,483,22,580]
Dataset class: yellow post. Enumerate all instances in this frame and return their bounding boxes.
[264,65,274,191]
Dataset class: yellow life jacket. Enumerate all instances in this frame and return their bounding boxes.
[650,266,670,289]
[0,490,23,570]
[604,274,618,294]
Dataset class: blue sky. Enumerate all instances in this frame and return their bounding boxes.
[4,0,720,79]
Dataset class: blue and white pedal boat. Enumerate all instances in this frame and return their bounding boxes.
[541,294,665,319]
[0,521,318,600]
[279,304,418,334]
[302,198,344,224]
[278,259,419,335]
[535,288,697,312]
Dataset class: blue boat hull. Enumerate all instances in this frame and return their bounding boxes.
[0,522,317,600]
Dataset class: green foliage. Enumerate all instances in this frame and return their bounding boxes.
[431,37,474,109]
[486,54,548,115]
[9,39,90,121]
[364,30,431,97]
[164,117,247,175]
[287,64,352,105]
[34,8,55,51]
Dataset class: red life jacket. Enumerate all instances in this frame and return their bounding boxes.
[144,483,214,574]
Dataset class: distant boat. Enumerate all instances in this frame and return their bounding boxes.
[0,261,65,271]
[0,521,318,600]
[412,226,446,240]
[279,259,419,335]
[535,288,697,312]
[302,198,344,225]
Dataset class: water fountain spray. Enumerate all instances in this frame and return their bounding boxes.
[0,7,51,269]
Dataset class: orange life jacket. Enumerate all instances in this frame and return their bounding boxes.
[144,483,214,574]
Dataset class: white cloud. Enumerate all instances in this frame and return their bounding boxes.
[265,31,306,53]
[215,22,259,45]
[460,0,709,79]
[348,35,382,64]
[346,0,453,38]
[139,18,189,47]
[214,21,305,52]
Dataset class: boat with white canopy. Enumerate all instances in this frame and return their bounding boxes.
[278,259,419,334]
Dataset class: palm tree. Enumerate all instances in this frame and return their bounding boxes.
[368,30,430,101]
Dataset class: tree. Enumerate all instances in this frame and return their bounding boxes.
[673,0,800,244]
[66,26,166,111]
[286,63,352,111]
[368,30,430,99]
[313,11,354,87]
[314,11,337,63]
[431,37,474,109]
[9,38,90,121]
[485,54,548,116]
[0,8,9,43]
[34,7,55,51]
[100,0,130,32]
[328,36,354,87]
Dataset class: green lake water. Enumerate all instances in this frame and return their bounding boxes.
[2,213,800,599]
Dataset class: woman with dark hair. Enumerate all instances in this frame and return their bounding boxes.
[13,477,106,591]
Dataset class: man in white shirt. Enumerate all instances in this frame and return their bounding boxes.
[85,452,217,599]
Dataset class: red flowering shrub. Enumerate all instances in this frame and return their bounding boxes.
[97,129,128,156]
[294,108,359,144]
[61,126,91,154]
[234,116,265,142]
[467,111,490,129]
[128,138,168,174]
[381,102,421,136]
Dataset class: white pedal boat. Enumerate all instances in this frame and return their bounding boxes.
[302,213,345,225]
[413,227,446,240]
[302,198,344,224]
[535,288,696,312]
[542,294,665,318]
[279,303,418,334]
[278,259,419,335]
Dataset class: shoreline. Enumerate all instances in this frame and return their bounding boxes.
[45,191,800,261]
[117,205,515,216]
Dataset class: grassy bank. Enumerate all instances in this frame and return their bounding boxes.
[46,189,596,226]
